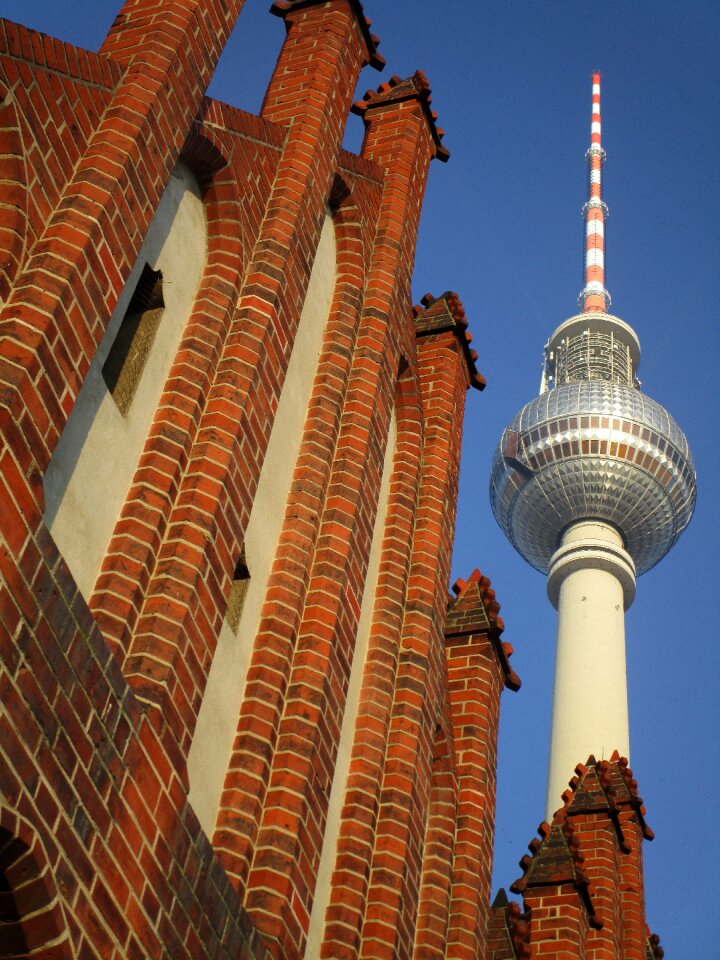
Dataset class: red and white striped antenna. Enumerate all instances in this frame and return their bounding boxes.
[579,72,610,312]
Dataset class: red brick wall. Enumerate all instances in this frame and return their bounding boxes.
[0,3,502,958]
[0,0,246,483]
[0,523,273,957]
[438,563,519,960]
[413,724,459,958]
[445,630,505,959]
[617,811,647,960]
[354,310,471,959]
[228,75,453,960]
[118,1,374,766]
[570,811,622,960]
[318,366,425,960]
[524,885,590,960]
[0,24,121,304]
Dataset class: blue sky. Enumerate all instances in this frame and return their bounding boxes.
[4,2,719,956]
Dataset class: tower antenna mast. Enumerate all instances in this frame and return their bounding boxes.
[580,72,610,312]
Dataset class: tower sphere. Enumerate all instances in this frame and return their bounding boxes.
[489,355,696,576]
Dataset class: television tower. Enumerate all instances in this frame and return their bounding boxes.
[489,74,696,816]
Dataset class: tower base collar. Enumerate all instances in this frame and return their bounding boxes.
[547,520,636,610]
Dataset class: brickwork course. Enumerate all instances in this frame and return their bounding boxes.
[0,1,663,958]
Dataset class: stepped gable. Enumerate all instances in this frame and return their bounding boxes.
[271,0,385,69]
[646,931,664,959]
[352,70,450,161]
[511,819,602,929]
[413,291,487,390]
[445,569,521,691]
[488,891,531,960]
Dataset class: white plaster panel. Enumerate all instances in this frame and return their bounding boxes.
[44,163,207,598]
[187,214,337,837]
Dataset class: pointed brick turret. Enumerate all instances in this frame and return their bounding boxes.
[270,0,385,69]
[510,816,600,958]
[601,755,654,959]
[519,757,656,960]
[597,753,654,840]
[414,292,486,391]
[488,891,531,960]
[555,754,653,853]
[558,757,631,855]
[511,819,600,928]
[446,569,496,633]
[562,757,611,812]
[445,569,520,690]
[352,70,450,161]
[444,571,520,955]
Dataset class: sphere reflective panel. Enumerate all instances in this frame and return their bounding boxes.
[489,381,696,575]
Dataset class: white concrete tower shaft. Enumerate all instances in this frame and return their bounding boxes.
[545,521,635,815]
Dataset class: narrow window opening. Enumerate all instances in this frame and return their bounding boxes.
[225,552,251,632]
[102,263,165,416]
[0,859,28,958]
[0,828,66,960]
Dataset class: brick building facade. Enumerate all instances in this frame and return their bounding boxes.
[0,1,664,957]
